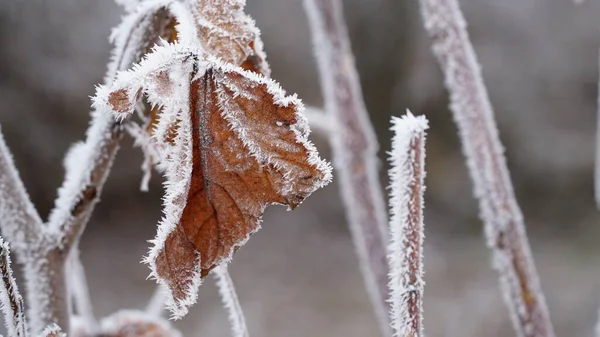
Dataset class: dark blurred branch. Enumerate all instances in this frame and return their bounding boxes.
[417,0,555,336]
[303,0,391,335]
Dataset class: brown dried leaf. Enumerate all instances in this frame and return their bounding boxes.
[94,45,331,317]
[193,0,270,75]
[152,60,331,317]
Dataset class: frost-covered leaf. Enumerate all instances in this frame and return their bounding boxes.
[93,44,332,318]
[190,0,270,75]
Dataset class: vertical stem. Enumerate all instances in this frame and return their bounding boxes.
[416,0,555,336]
[213,266,249,337]
[0,238,28,337]
[68,250,97,330]
[303,0,391,335]
[387,113,428,337]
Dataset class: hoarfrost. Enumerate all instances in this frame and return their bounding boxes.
[387,111,428,337]
[0,238,28,337]
[417,0,555,336]
[213,266,249,337]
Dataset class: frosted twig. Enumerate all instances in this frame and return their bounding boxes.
[67,250,97,330]
[145,286,166,317]
[0,238,28,337]
[213,266,249,337]
[0,126,43,253]
[304,106,336,134]
[417,0,555,336]
[303,0,391,335]
[387,112,428,337]
[38,324,64,337]
[26,4,180,335]
[0,126,68,335]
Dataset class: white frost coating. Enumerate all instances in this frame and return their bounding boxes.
[303,106,336,134]
[210,58,332,194]
[95,43,331,318]
[97,310,181,337]
[145,286,167,317]
[387,111,428,337]
[213,266,249,337]
[125,122,162,192]
[114,0,142,13]
[67,251,96,331]
[38,324,64,337]
[0,238,28,337]
[303,0,391,335]
[0,127,43,254]
[418,0,555,336]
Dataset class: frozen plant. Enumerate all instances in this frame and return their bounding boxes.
[387,111,428,337]
[0,0,331,336]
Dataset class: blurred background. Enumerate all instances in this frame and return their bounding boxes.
[1,0,600,336]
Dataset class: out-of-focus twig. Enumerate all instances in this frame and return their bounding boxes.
[417,0,555,336]
[213,266,249,337]
[303,0,391,335]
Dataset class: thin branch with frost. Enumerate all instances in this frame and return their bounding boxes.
[145,287,166,317]
[68,250,97,330]
[387,112,428,337]
[303,0,391,335]
[417,0,555,336]
[213,266,249,337]
[0,126,68,334]
[0,126,44,253]
[0,238,28,337]
[304,106,336,134]
[0,4,182,335]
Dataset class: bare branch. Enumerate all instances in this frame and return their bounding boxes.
[387,112,428,337]
[0,238,28,337]
[303,0,391,334]
[213,266,249,337]
[417,0,555,336]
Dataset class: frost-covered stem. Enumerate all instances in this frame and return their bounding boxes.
[0,127,67,334]
[145,287,166,317]
[68,250,96,329]
[0,238,28,337]
[387,113,428,337]
[417,0,555,336]
[35,7,176,335]
[0,126,44,253]
[303,0,391,335]
[213,266,249,337]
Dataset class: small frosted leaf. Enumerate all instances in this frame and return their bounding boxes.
[192,0,270,75]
